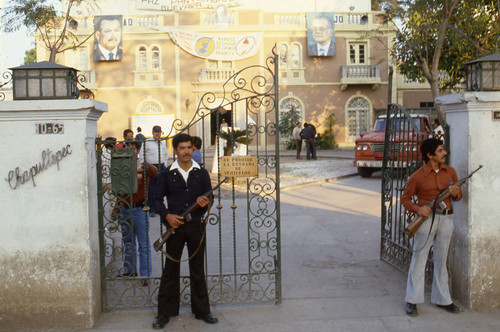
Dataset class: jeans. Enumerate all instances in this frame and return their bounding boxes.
[119,205,152,277]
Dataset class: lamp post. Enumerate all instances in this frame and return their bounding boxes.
[464,53,500,91]
[10,61,79,100]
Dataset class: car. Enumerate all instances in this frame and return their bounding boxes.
[354,114,432,178]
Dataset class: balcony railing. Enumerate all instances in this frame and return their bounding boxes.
[198,68,236,82]
[77,70,96,89]
[340,65,381,90]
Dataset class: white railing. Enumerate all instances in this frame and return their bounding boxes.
[137,16,160,27]
[198,68,236,82]
[276,13,303,25]
[342,65,380,79]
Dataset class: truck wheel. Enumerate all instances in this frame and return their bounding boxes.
[358,167,373,178]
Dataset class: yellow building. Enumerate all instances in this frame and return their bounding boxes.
[36,0,431,147]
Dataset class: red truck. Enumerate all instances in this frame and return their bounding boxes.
[354,114,432,178]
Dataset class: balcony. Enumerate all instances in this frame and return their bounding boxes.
[340,65,381,90]
[198,68,236,83]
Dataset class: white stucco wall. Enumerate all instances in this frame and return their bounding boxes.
[437,92,500,309]
[0,100,107,328]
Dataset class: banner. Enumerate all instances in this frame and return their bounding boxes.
[136,0,240,11]
[165,29,263,61]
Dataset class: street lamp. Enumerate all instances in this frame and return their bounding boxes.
[10,61,79,100]
[464,53,500,91]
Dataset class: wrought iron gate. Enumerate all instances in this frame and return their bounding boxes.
[380,104,434,284]
[96,51,281,310]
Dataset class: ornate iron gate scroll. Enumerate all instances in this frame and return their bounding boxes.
[380,104,434,285]
[96,50,281,310]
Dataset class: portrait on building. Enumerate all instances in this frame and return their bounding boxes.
[307,12,336,57]
[93,15,123,61]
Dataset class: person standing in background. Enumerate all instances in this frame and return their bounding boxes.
[292,122,302,159]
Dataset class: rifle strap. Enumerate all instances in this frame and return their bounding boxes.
[160,199,213,263]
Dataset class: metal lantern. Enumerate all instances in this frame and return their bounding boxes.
[10,61,79,100]
[464,53,500,91]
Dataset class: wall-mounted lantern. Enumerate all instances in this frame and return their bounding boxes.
[464,53,500,91]
[10,61,79,100]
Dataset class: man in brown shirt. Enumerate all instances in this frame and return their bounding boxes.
[401,138,462,317]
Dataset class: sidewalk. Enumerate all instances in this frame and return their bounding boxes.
[83,155,499,332]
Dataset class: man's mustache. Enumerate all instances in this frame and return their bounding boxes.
[107,37,118,42]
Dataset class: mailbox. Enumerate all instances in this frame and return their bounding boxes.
[111,147,137,196]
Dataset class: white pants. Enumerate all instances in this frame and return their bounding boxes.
[405,213,454,305]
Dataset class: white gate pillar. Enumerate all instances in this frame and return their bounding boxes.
[0,100,107,328]
[437,92,500,309]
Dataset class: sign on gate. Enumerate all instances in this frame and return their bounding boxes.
[220,156,258,177]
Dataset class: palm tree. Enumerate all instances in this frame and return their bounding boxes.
[219,129,252,156]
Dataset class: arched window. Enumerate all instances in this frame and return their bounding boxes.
[346,96,371,141]
[139,46,147,70]
[290,43,301,68]
[279,44,288,67]
[279,96,304,124]
[151,46,160,70]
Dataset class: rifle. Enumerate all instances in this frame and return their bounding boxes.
[404,165,482,238]
[153,177,228,252]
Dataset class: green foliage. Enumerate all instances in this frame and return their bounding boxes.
[2,0,98,62]
[219,129,252,147]
[278,105,302,140]
[23,48,36,64]
[387,0,499,91]
[316,113,339,150]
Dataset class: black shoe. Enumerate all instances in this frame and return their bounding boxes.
[152,316,169,329]
[195,313,218,324]
[406,303,418,316]
[437,303,460,314]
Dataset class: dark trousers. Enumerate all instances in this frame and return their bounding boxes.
[305,138,316,159]
[295,139,302,158]
[157,220,210,317]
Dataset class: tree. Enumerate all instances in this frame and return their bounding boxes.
[383,0,500,124]
[278,105,302,140]
[2,0,98,63]
[23,48,37,64]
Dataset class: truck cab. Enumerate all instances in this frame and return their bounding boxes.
[354,114,432,178]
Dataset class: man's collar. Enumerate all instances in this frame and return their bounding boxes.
[423,162,447,175]
[170,159,200,171]
[98,44,117,57]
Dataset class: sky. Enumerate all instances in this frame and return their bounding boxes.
[0,0,370,71]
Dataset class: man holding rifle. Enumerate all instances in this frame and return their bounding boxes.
[151,133,217,329]
[401,138,462,317]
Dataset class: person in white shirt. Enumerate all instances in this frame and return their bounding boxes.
[139,125,168,214]
[292,122,302,159]
[432,119,445,139]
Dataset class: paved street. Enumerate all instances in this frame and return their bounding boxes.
[84,163,500,332]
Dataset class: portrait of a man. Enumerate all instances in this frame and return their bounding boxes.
[307,13,336,57]
[93,15,123,61]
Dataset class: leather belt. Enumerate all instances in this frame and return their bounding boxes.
[436,208,453,215]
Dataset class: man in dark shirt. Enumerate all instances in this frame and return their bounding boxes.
[152,133,217,329]
[401,138,462,317]
[300,123,317,160]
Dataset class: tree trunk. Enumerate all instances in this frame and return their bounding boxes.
[429,78,446,126]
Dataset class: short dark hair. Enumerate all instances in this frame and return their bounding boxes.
[104,137,117,149]
[172,133,193,150]
[95,16,121,32]
[137,127,142,133]
[421,138,444,162]
[123,129,133,139]
[433,119,440,126]
[192,136,202,149]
